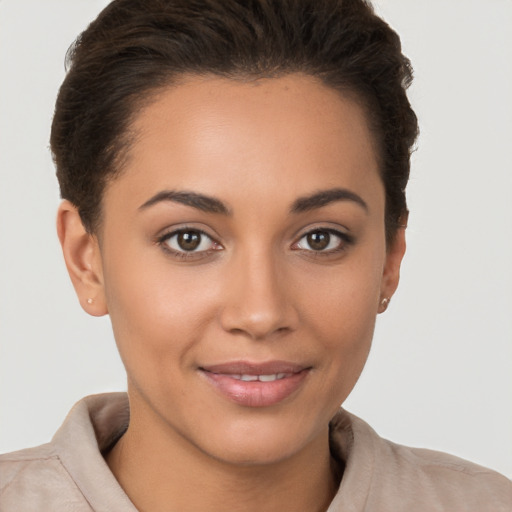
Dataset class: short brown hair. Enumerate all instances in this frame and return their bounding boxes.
[51,0,418,241]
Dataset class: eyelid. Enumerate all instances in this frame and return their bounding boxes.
[292,222,352,242]
[291,225,355,254]
[156,223,221,244]
[156,225,223,259]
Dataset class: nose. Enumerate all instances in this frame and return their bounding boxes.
[219,248,298,340]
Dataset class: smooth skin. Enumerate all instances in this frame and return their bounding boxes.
[58,74,405,512]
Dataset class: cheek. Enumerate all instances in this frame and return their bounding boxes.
[305,284,377,412]
[298,246,384,338]
[101,246,220,376]
[307,275,377,371]
[294,242,384,397]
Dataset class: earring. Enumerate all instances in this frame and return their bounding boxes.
[379,297,390,312]
[87,298,94,305]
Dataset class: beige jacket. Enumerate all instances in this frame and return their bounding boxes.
[1,393,511,511]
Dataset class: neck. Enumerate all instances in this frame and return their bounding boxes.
[105,394,340,512]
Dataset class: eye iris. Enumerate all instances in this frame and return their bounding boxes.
[177,231,201,251]
[307,231,330,251]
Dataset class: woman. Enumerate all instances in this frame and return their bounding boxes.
[1,0,511,510]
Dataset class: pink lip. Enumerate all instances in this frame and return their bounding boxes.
[199,360,311,408]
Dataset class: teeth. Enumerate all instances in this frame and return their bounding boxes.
[240,374,259,382]
[230,373,290,382]
[258,374,277,382]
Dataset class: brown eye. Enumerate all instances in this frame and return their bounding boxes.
[177,231,201,251]
[294,228,351,254]
[306,231,331,251]
[162,229,219,254]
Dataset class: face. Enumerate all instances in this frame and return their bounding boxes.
[77,74,403,465]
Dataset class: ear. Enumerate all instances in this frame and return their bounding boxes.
[378,226,406,313]
[57,200,108,316]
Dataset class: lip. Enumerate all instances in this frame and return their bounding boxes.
[199,360,311,408]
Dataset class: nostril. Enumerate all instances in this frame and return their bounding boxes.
[226,324,292,341]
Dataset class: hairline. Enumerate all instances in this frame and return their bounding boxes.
[88,71,390,242]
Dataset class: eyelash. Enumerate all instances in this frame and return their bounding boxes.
[292,228,354,257]
[157,227,221,260]
[156,227,354,260]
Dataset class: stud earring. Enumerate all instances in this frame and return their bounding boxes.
[380,297,390,312]
[87,298,94,305]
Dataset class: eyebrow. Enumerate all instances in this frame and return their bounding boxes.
[139,190,231,215]
[139,187,367,216]
[291,188,368,214]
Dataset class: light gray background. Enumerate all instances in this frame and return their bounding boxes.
[1,0,511,477]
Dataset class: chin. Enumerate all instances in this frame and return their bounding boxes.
[184,412,327,468]
[202,436,305,467]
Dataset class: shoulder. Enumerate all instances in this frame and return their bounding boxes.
[0,444,92,511]
[329,410,512,512]
[379,439,512,511]
[0,393,131,511]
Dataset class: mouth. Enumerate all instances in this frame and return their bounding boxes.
[222,373,293,382]
[199,361,311,407]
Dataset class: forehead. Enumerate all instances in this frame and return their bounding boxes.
[105,73,383,213]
